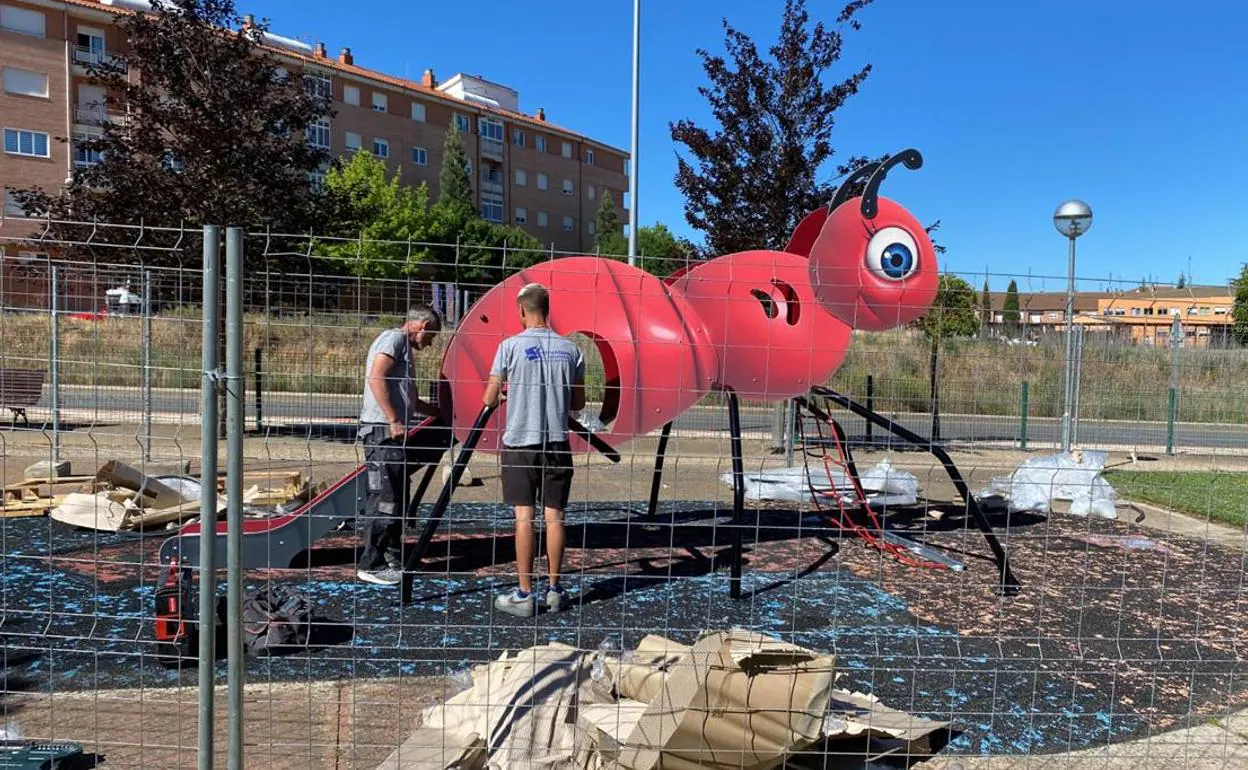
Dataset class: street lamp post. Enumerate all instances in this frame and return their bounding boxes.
[626,0,640,267]
[1053,200,1093,453]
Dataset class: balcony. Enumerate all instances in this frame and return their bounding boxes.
[480,171,504,195]
[480,137,504,162]
[73,46,128,74]
[74,107,126,128]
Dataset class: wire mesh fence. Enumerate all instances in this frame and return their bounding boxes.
[0,216,1246,768]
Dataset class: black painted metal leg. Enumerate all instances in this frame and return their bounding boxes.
[404,463,439,528]
[400,404,497,604]
[645,421,673,524]
[809,386,1021,596]
[727,391,745,600]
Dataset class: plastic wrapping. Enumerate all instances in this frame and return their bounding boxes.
[990,451,1118,519]
[728,458,919,507]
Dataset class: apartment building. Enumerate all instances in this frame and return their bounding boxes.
[0,0,630,253]
[986,286,1235,347]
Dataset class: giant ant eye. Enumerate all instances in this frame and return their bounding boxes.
[865,227,919,282]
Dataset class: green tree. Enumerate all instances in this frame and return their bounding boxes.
[594,191,627,255]
[638,224,697,277]
[1003,279,1021,331]
[670,0,877,255]
[981,277,992,331]
[316,150,432,277]
[1232,264,1248,346]
[912,274,980,441]
[1176,272,1187,289]
[437,119,475,216]
[13,0,331,266]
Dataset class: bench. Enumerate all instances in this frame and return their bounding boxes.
[0,368,45,427]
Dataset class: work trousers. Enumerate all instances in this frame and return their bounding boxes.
[357,419,452,572]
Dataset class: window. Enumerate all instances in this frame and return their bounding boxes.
[343,85,360,106]
[2,67,48,98]
[3,128,50,158]
[73,133,102,167]
[561,141,572,158]
[454,114,470,134]
[481,194,503,223]
[586,149,596,166]
[411,146,428,165]
[1,5,45,36]
[536,135,547,152]
[623,191,631,210]
[588,220,596,235]
[514,207,527,225]
[411,102,426,121]
[478,118,504,142]
[372,138,389,158]
[562,179,574,196]
[537,211,548,227]
[306,117,330,149]
[345,131,362,150]
[74,28,107,66]
[303,73,331,100]
[514,168,527,186]
[4,189,24,216]
[372,92,387,112]
[587,184,596,201]
[308,170,326,191]
[536,173,548,191]
[513,129,525,147]
[562,215,574,232]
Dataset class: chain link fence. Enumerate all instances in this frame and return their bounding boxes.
[1,216,1246,767]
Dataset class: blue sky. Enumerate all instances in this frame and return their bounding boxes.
[257,0,1248,292]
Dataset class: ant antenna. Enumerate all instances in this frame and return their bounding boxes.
[827,162,880,214]
[861,149,923,220]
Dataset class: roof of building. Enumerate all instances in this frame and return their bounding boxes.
[988,284,1232,313]
[58,0,629,157]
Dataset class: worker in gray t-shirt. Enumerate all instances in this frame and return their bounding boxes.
[356,306,451,587]
[483,283,585,618]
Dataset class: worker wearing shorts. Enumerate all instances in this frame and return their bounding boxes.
[483,283,585,617]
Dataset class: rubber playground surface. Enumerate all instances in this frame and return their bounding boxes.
[2,492,1245,759]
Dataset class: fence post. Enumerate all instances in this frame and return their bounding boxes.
[225,226,246,770]
[253,345,263,432]
[142,269,153,462]
[865,374,874,443]
[49,264,60,462]
[197,225,221,770]
[783,398,796,465]
[1071,326,1084,446]
[1019,381,1029,451]
[1167,315,1181,456]
[770,402,785,455]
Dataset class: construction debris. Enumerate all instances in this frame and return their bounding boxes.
[23,459,71,480]
[987,449,1119,519]
[729,458,920,508]
[378,629,947,770]
[15,460,314,532]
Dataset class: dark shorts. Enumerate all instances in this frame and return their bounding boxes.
[500,442,574,511]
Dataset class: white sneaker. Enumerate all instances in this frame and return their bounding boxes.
[494,589,536,618]
[358,567,402,586]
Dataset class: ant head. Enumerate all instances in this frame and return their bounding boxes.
[808,150,940,331]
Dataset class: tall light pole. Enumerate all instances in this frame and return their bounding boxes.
[1053,199,1093,453]
[626,0,640,267]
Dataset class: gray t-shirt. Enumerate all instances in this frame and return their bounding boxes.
[490,327,585,447]
[359,328,414,437]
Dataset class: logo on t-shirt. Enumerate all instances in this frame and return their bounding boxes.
[525,345,542,361]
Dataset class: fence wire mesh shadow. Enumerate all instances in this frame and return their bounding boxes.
[0,217,1246,768]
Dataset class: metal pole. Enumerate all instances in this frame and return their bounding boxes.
[1071,325,1084,446]
[865,374,874,443]
[1060,234,1075,453]
[224,227,245,770]
[197,225,221,770]
[1019,381,1030,451]
[253,346,263,432]
[783,398,796,466]
[1167,315,1181,456]
[49,265,60,461]
[626,0,640,266]
[142,269,153,462]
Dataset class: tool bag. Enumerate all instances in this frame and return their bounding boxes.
[242,584,313,655]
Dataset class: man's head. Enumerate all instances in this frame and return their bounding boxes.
[402,305,442,350]
[516,282,550,327]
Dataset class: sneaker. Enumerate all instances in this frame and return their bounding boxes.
[358,566,402,586]
[545,584,569,613]
[385,549,403,570]
[494,589,536,618]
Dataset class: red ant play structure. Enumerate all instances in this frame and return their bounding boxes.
[159,148,1020,606]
